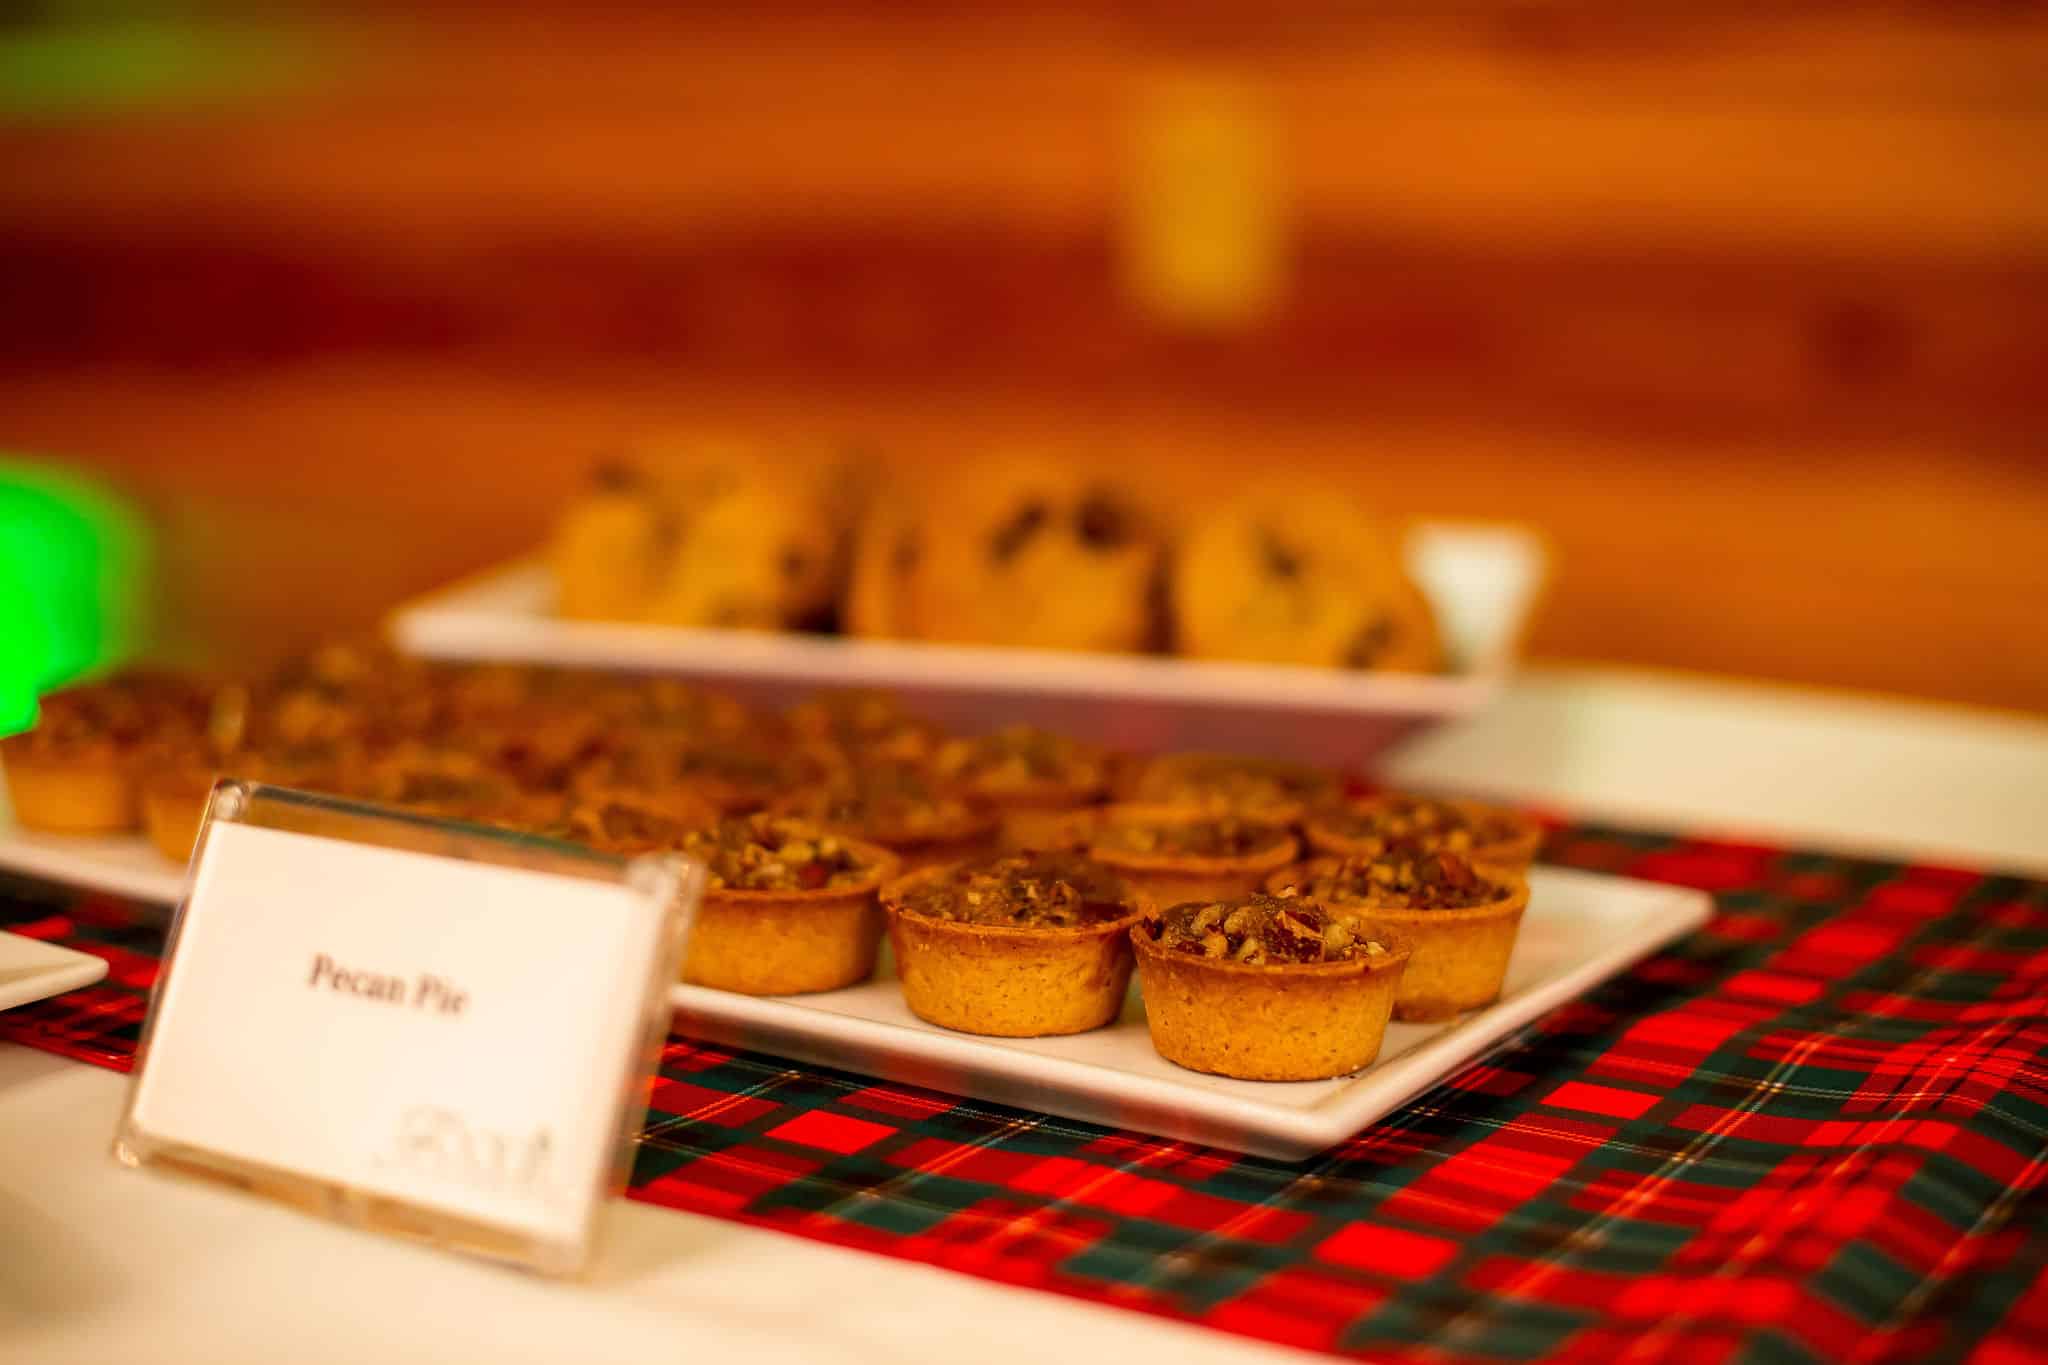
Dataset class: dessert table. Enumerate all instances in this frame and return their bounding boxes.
[3,666,2044,1363]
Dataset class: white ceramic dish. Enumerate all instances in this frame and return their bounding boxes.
[0,929,110,1010]
[0,820,187,906]
[389,523,1544,766]
[0,817,1703,1157]
[670,866,1708,1160]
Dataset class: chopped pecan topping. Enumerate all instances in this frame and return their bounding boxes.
[1133,755,1335,814]
[897,852,1135,928]
[1093,815,1289,860]
[266,690,365,747]
[1317,796,1520,857]
[1143,893,1384,965]
[783,692,936,762]
[612,680,754,734]
[680,815,874,892]
[1283,847,1504,911]
[787,690,902,738]
[932,725,1104,794]
[589,737,810,807]
[556,798,704,854]
[19,672,214,754]
[280,642,385,693]
[781,762,983,844]
[470,720,609,792]
[384,767,514,810]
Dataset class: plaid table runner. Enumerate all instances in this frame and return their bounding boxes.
[4,823,2045,1363]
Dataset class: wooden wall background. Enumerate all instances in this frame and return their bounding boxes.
[2,5,2043,710]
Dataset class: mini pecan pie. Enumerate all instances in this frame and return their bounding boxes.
[1306,793,1541,872]
[930,725,1110,850]
[1083,804,1300,910]
[468,721,613,795]
[1122,753,1338,825]
[675,814,900,996]
[1267,846,1529,1022]
[770,762,997,874]
[1146,891,1365,964]
[575,736,824,816]
[551,789,722,854]
[589,677,757,739]
[136,751,233,863]
[782,691,941,765]
[1131,893,1409,1081]
[2,672,214,834]
[358,752,540,825]
[141,742,548,862]
[427,662,553,726]
[256,643,444,747]
[247,683,379,751]
[882,851,1149,1036]
[136,744,354,863]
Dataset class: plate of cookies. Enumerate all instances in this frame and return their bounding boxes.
[0,655,1703,1158]
[391,449,1545,766]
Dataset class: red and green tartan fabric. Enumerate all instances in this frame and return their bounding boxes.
[4,823,2046,1363]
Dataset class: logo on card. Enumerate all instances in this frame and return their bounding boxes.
[377,1106,555,1202]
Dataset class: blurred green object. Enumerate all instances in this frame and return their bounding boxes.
[0,459,148,737]
[0,554,40,735]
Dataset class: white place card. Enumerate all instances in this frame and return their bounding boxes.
[113,782,700,1275]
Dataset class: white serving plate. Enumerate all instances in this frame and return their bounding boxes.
[0,815,1704,1158]
[390,523,1544,766]
[0,930,109,1010]
[671,866,1708,1160]
[0,821,188,906]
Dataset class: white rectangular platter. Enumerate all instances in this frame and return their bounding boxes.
[670,866,1709,1160]
[0,821,188,907]
[0,814,1707,1159]
[390,522,1544,766]
[0,931,109,1010]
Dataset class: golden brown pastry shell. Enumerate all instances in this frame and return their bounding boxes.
[681,840,901,996]
[966,778,1105,851]
[1085,803,1300,909]
[570,753,771,817]
[1305,795,1542,872]
[1266,859,1530,1022]
[1130,926,1409,1081]
[2,738,138,834]
[880,864,1149,1037]
[138,762,217,863]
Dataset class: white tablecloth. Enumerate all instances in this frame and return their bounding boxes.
[5,668,2045,1364]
